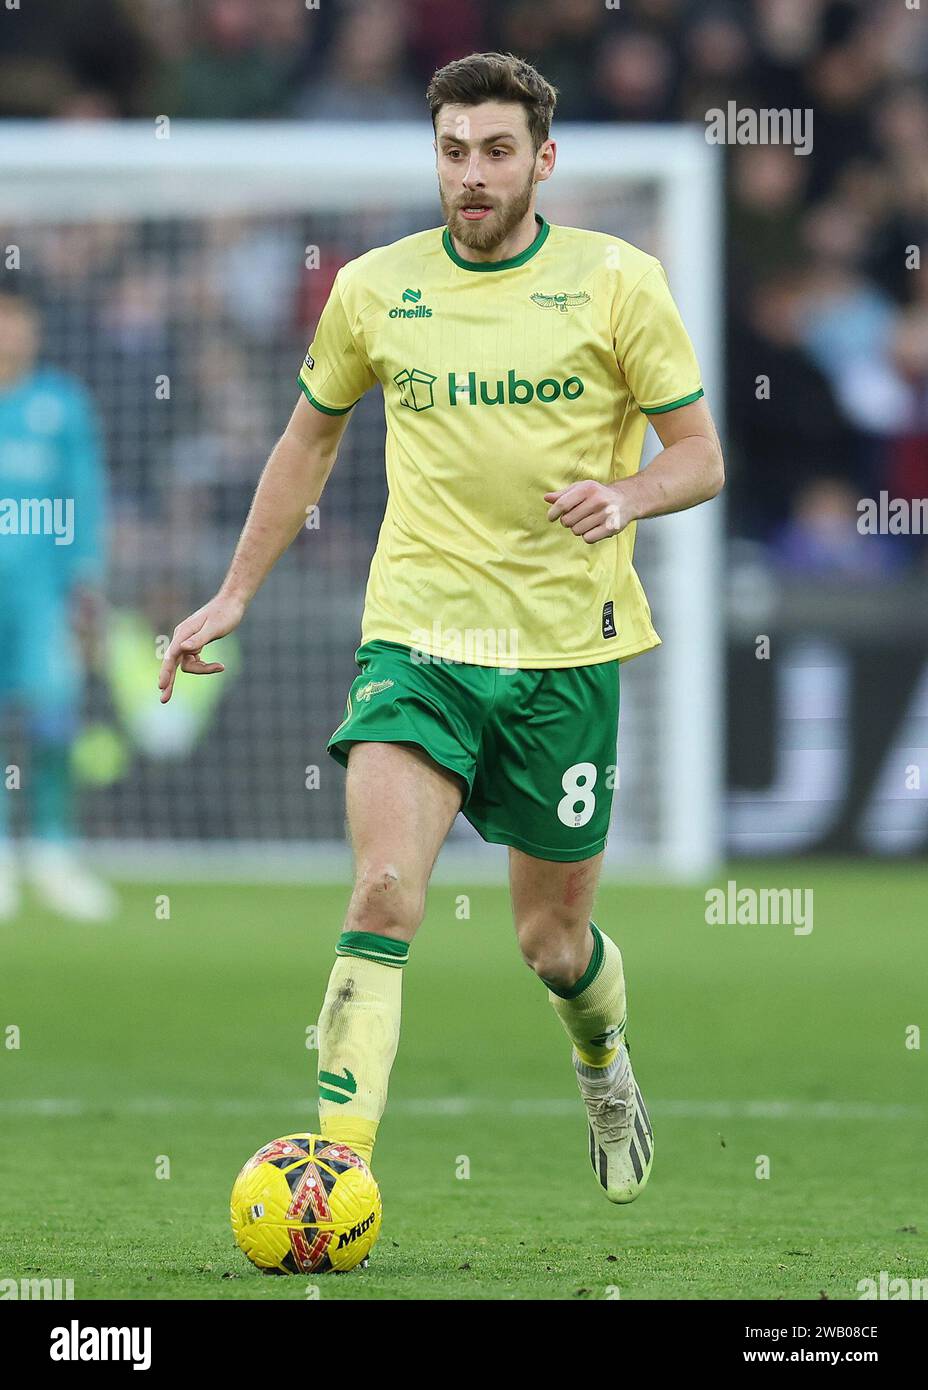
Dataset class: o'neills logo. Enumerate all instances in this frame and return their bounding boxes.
[390,288,432,318]
[449,370,584,405]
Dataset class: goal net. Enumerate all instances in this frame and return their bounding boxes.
[0,121,723,881]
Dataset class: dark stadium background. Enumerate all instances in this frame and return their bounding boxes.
[2,0,926,854]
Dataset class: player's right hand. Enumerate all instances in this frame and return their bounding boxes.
[158,594,245,704]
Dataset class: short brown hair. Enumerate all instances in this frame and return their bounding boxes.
[427,52,557,152]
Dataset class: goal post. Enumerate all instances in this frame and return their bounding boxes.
[0,120,723,882]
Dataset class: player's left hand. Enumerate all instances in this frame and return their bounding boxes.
[544,481,630,543]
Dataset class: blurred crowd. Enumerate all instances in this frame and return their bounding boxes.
[1,0,927,574]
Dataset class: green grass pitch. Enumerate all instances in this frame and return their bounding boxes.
[1,861,925,1300]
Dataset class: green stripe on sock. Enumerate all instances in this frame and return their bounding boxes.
[542,921,605,999]
[318,1087,353,1104]
[335,930,409,967]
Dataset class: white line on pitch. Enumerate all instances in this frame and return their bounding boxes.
[0,1097,921,1121]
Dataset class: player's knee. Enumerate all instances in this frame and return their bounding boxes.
[347,862,424,936]
[516,913,591,989]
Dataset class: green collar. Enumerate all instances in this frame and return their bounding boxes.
[442,213,550,272]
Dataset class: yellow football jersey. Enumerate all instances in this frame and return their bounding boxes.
[298,213,704,668]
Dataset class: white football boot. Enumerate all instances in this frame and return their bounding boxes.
[25,842,119,922]
[575,1037,653,1203]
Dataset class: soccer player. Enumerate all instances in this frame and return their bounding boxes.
[159,53,724,1204]
[0,286,116,922]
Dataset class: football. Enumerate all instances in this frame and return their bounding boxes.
[230,1133,382,1274]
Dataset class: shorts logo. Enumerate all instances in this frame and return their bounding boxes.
[355,678,395,703]
[304,353,314,369]
[530,291,591,313]
[394,368,437,410]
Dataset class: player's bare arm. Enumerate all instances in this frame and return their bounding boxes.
[544,397,724,543]
[158,393,351,703]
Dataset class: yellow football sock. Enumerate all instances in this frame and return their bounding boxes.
[544,923,627,1067]
[316,931,407,1164]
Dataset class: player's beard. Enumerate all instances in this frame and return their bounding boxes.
[440,168,536,254]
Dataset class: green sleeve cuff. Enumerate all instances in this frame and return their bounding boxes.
[297,376,358,415]
[641,387,705,416]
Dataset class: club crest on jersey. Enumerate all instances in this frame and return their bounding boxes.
[530,291,591,312]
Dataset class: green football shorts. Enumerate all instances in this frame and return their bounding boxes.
[327,639,620,862]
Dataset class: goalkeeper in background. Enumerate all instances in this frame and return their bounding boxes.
[160,53,724,1206]
[0,286,116,922]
